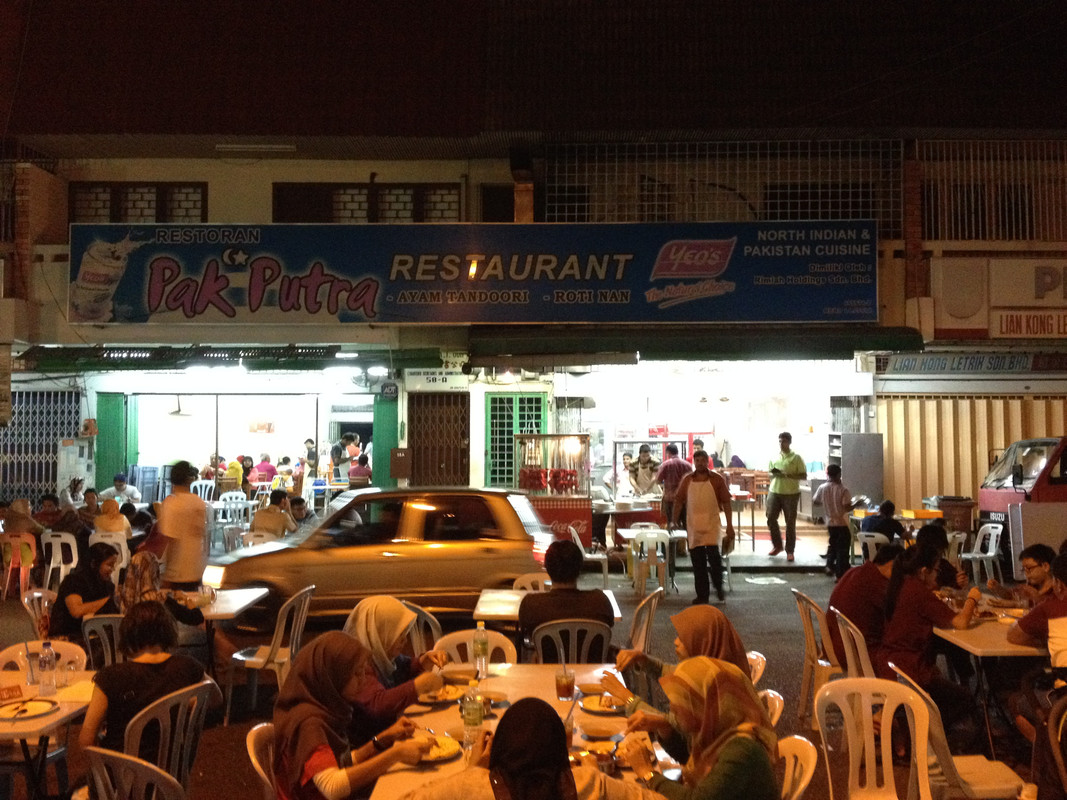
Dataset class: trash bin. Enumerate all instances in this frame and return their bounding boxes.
[930,496,976,533]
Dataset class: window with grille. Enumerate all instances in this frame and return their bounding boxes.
[485,393,546,488]
[0,390,81,503]
[273,183,461,223]
[545,141,903,236]
[70,183,206,223]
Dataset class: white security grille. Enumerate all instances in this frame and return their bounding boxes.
[0,390,81,502]
[545,141,904,236]
[918,140,1067,241]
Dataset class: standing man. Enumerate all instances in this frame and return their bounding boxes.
[303,438,319,478]
[628,444,660,497]
[673,449,734,604]
[766,431,806,562]
[656,443,693,525]
[330,432,356,481]
[159,460,209,591]
[812,464,858,578]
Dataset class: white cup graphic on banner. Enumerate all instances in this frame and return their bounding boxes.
[69,236,143,322]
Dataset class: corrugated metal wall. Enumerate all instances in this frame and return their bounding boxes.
[877,395,1067,509]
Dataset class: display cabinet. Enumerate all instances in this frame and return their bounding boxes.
[514,433,594,544]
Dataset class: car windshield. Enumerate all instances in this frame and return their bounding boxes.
[303,497,404,549]
[981,438,1060,490]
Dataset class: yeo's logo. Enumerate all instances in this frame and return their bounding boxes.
[646,239,737,309]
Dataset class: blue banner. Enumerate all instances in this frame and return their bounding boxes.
[68,221,877,324]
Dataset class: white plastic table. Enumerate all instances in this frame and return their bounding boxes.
[473,589,621,623]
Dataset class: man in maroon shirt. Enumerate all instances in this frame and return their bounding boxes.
[826,543,903,665]
[656,443,693,526]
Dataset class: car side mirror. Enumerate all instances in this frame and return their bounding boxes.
[1012,463,1024,488]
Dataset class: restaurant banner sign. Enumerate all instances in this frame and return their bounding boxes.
[68,221,877,325]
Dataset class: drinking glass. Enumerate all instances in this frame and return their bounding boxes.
[555,668,575,700]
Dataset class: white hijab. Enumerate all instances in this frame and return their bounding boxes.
[344,596,416,679]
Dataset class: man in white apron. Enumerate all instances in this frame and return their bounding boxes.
[672,450,736,604]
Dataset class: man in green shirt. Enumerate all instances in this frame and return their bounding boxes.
[766,431,806,561]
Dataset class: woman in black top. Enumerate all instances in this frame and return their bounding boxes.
[78,600,210,753]
[49,542,119,642]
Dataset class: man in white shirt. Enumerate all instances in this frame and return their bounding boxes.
[98,473,142,504]
[159,461,208,590]
[812,464,857,579]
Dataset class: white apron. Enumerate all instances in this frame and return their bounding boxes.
[685,478,722,548]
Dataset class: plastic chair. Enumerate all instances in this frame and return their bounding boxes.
[220,491,253,525]
[0,639,87,671]
[125,678,221,792]
[41,531,78,592]
[246,722,276,800]
[632,530,669,596]
[0,532,36,601]
[399,600,443,658]
[88,531,130,587]
[434,628,517,664]
[758,688,785,726]
[224,585,315,725]
[569,526,608,588]
[627,586,664,654]
[960,523,1004,585]
[512,572,551,591]
[778,735,818,800]
[791,588,844,731]
[830,606,876,678]
[83,614,124,669]
[85,746,186,800]
[1048,691,1067,795]
[856,531,890,563]
[890,663,1023,800]
[946,531,968,566]
[747,650,767,686]
[189,480,215,501]
[21,588,56,638]
[815,677,934,800]
[532,618,612,664]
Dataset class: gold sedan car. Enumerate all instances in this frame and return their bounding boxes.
[213,487,553,623]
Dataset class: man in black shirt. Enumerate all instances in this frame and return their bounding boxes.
[860,499,907,542]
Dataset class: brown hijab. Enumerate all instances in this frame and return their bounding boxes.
[489,698,578,800]
[272,632,368,792]
[670,606,750,675]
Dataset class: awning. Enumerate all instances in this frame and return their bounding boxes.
[468,325,924,368]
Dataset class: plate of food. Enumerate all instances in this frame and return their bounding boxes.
[578,683,604,696]
[416,733,462,763]
[580,695,624,715]
[584,740,618,754]
[478,690,509,706]
[440,666,478,685]
[0,699,59,720]
[417,684,466,705]
[581,720,621,739]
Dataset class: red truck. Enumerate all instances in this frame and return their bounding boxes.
[978,436,1067,531]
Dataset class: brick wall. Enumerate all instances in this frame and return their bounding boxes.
[13,163,68,299]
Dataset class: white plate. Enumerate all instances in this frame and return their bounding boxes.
[440,666,478,685]
[417,685,465,705]
[416,733,462,763]
[0,699,58,720]
[580,696,624,715]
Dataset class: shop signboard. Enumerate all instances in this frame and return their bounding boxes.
[68,221,878,325]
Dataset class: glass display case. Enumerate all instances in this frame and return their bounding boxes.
[515,433,592,496]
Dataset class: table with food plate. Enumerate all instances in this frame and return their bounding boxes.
[0,669,95,800]
[368,663,676,800]
[934,592,1046,757]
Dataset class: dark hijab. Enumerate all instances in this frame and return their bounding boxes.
[272,632,368,791]
[489,698,578,800]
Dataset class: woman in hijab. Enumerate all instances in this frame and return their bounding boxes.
[400,697,663,800]
[601,605,750,717]
[273,631,430,800]
[49,542,120,642]
[94,498,133,539]
[343,596,449,745]
[619,657,778,800]
[121,551,205,627]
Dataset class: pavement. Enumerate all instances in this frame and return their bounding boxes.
[0,520,1037,799]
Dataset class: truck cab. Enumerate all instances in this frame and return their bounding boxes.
[978,436,1067,530]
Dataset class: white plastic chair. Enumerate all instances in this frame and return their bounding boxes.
[778,735,818,800]
[815,677,934,800]
[0,639,87,671]
[569,526,609,588]
[189,480,215,501]
[85,747,185,800]
[889,663,1023,800]
[224,585,315,725]
[246,722,276,800]
[21,588,56,638]
[434,628,517,664]
[960,523,1004,585]
[532,618,612,664]
[88,531,130,588]
[627,586,664,654]
[830,606,876,678]
[399,600,443,658]
[946,531,968,566]
[512,572,551,591]
[791,588,844,731]
[125,679,221,792]
[83,614,124,669]
[632,530,669,596]
[747,650,767,686]
[41,531,78,592]
[220,491,253,525]
[856,531,890,563]
[758,688,784,726]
